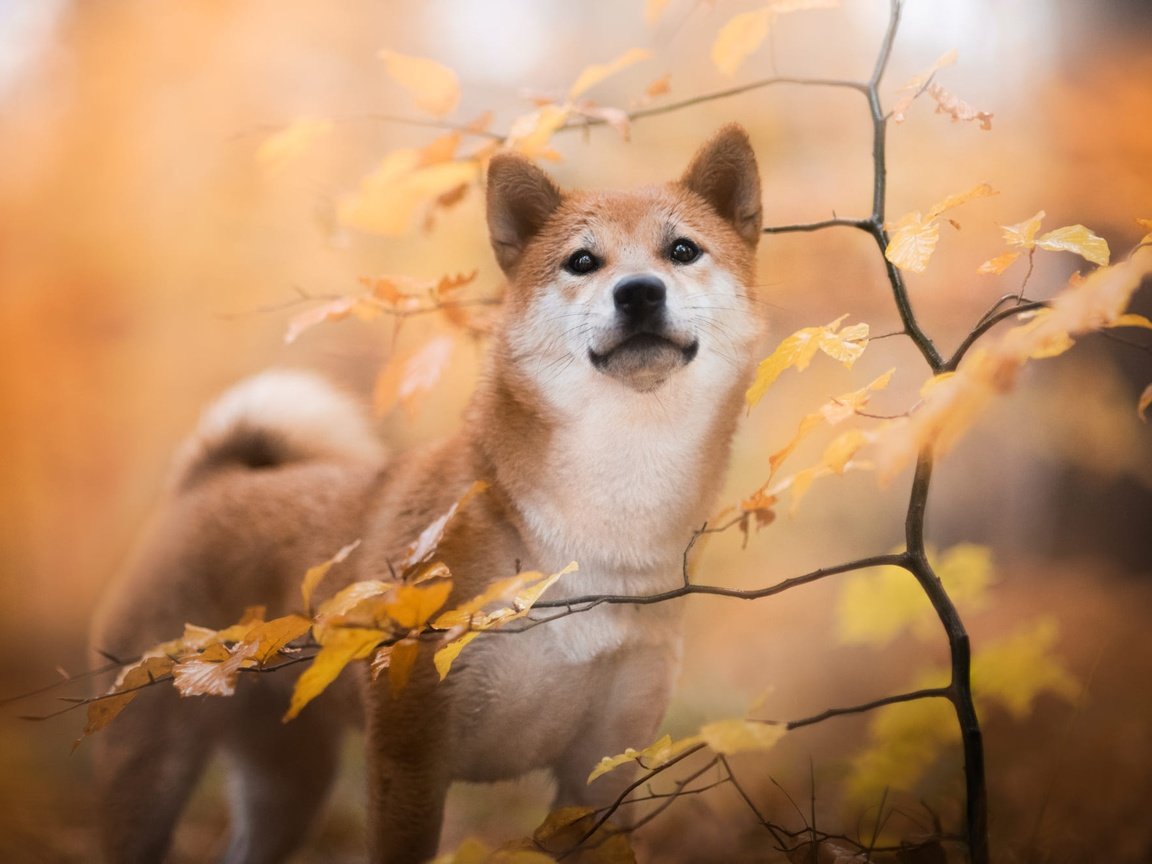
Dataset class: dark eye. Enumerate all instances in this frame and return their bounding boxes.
[670,238,701,264]
[564,249,600,275]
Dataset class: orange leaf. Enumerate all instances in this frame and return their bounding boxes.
[645,73,671,99]
[78,656,174,745]
[711,8,773,77]
[505,103,570,160]
[645,0,670,26]
[378,50,459,117]
[1138,384,1152,423]
[338,151,478,236]
[386,638,421,696]
[373,335,456,418]
[284,627,384,721]
[1136,217,1152,246]
[890,49,958,123]
[926,81,993,130]
[977,251,1021,276]
[300,540,361,613]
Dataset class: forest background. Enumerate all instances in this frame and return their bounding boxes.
[1,1,1150,861]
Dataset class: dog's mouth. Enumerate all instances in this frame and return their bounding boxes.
[588,332,699,391]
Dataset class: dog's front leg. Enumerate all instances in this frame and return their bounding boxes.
[364,661,452,864]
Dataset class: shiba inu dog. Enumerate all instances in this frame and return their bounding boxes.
[91,124,765,863]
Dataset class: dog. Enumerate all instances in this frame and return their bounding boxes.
[91,124,766,863]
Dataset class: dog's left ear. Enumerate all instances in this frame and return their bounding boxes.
[679,124,762,244]
[486,153,563,274]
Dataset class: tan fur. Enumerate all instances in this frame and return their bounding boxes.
[91,125,767,863]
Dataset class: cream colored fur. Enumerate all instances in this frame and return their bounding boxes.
[91,125,766,864]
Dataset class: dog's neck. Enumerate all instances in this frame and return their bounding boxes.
[469,345,746,594]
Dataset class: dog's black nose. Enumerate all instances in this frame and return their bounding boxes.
[613,275,666,326]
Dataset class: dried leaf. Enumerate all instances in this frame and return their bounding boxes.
[890,49,958,123]
[1002,210,1046,248]
[1138,384,1152,422]
[532,807,635,862]
[78,656,174,745]
[379,50,460,117]
[568,48,650,99]
[925,181,997,221]
[400,481,488,570]
[384,580,454,630]
[1137,217,1152,246]
[257,117,333,173]
[172,641,259,698]
[925,81,992,130]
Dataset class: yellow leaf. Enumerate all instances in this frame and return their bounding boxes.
[711,8,773,77]
[241,614,313,665]
[1139,384,1152,423]
[586,733,703,784]
[837,544,993,646]
[373,335,457,418]
[972,618,1079,719]
[645,0,670,26]
[384,580,454,630]
[925,182,997,221]
[379,50,459,117]
[699,718,786,755]
[256,117,333,173]
[746,315,868,407]
[817,320,869,366]
[821,427,870,474]
[1035,224,1111,266]
[300,540,361,613]
[820,368,894,424]
[885,211,938,273]
[284,627,384,721]
[768,412,823,478]
[172,641,259,698]
[1136,217,1152,246]
[506,103,570,160]
[1108,313,1152,331]
[568,48,650,99]
[433,630,479,681]
[977,251,1021,276]
[846,692,955,804]
[338,153,478,236]
[1002,210,1046,248]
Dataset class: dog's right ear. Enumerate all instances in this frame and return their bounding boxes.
[486,153,563,274]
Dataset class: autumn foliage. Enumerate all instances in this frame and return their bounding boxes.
[3,1,1152,863]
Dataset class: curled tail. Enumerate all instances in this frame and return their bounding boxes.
[171,369,384,489]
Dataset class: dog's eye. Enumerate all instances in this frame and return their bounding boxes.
[670,238,701,264]
[564,249,600,275]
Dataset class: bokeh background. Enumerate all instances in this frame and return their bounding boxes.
[1,0,1150,861]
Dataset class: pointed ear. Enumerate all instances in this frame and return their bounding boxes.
[486,153,563,274]
[679,124,762,244]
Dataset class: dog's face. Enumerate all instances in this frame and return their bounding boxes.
[487,125,765,405]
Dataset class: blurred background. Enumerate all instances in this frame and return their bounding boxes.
[1,0,1150,861]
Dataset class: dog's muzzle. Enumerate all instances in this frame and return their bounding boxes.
[588,275,699,391]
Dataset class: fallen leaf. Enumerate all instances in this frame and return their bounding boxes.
[926,81,993,130]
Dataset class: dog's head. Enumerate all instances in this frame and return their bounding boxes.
[486,125,764,402]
